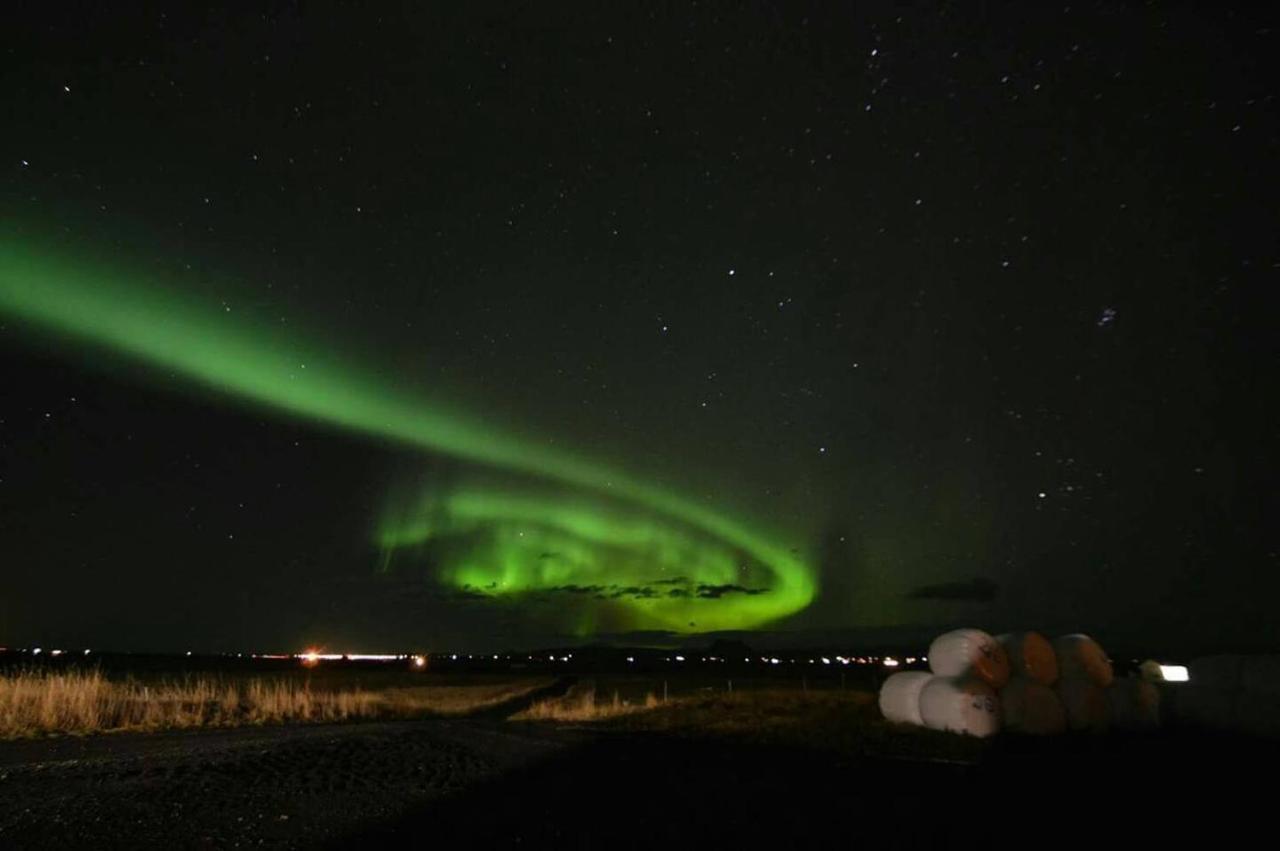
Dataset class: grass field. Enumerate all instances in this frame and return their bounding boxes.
[0,669,552,738]
[513,675,986,762]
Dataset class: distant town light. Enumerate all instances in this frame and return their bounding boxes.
[883,657,900,667]
[1159,664,1190,682]
[412,655,427,669]
[675,655,685,662]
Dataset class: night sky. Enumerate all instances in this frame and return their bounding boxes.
[2,3,1275,654]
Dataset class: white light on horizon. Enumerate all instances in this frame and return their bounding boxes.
[1159,664,1190,682]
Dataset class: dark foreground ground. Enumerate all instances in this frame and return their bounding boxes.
[1,704,1274,848]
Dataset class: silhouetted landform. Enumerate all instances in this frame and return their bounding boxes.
[906,577,1000,602]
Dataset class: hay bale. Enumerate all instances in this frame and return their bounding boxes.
[1106,677,1161,729]
[919,676,1001,738]
[1056,679,1109,732]
[997,631,1059,686]
[928,628,1010,688]
[1000,678,1066,735]
[1187,655,1243,690]
[1052,634,1113,687]
[878,671,933,726]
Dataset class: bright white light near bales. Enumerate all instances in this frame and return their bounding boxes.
[1159,664,1190,682]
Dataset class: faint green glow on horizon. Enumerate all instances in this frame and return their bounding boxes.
[0,239,817,630]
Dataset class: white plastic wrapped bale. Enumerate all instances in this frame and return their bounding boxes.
[878,671,934,726]
[928,628,1010,688]
[918,676,1001,737]
[1056,679,1109,732]
[1229,691,1280,738]
[1239,656,1280,695]
[1106,678,1161,729]
[1175,685,1239,729]
[999,678,1066,735]
[1178,656,1280,735]
[997,631,1059,686]
[1188,655,1243,690]
[1051,634,1114,687]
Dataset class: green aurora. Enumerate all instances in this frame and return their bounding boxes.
[0,238,817,632]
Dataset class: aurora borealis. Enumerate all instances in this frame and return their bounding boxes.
[0,239,815,631]
[2,4,1275,654]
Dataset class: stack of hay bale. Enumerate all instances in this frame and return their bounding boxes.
[879,628,1007,738]
[878,627,1160,737]
[998,631,1065,734]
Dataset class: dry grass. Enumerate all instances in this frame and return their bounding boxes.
[515,685,985,762]
[0,670,551,738]
[512,680,660,722]
[610,689,986,761]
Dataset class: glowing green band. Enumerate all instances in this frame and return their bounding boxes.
[0,239,817,630]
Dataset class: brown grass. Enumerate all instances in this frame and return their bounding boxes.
[512,680,661,722]
[514,685,985,762]
[0,670,551,738]
[609,689,986,761]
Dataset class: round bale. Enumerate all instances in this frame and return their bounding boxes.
[878,671,934,726]
[928,628,1010,688]
[1106,677,1160,729]
[997,631,1059,686]
[1052,634,1113,687]
[1057,679,1109,732]
[919,676,1001,738]
[1000,678,1066,735]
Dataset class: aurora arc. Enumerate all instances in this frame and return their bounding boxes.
[0,239,817,631]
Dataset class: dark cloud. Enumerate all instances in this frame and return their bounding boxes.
[906,577,1000,602]
[548,585,606,596]
[696,583,768,599]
